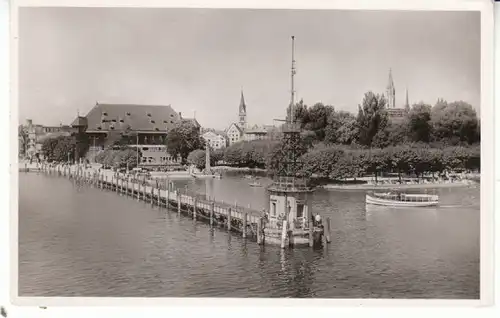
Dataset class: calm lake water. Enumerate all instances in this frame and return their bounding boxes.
[18,172,480,298]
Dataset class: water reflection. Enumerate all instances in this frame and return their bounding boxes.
[19,173,480,298]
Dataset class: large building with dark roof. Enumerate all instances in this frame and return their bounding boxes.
[72,102,186,166]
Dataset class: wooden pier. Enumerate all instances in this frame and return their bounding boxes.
[29,164,330,248]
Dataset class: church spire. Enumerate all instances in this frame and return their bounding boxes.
[238,89,247,128]
[386,68,396,109]
[239,89,246,114]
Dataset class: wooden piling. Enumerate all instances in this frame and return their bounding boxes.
[242,212,247,238]
[150,186,154,205]
[210,201,214,227]
[137,183,140,201]
[105,176,108,189]
[325,217,331,243]
[126,178,129,196]
[281,221,288,249]
[257,218,263,245]
[227,208,232,231]
[309,220,314,247]
[177,193,181,214]
[166,181,170,209]
[157,186,161,206]
[193,197,197,220]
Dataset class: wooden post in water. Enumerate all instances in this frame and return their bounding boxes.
[137,183,140,201]
[126,178,129,196]
[242,212,247,238]
[193,197,197,220]
[257,217,263,245]
[157,185,161,206]
[105,175,108,190]
[165,179,170,209]
[150,186,153,205]
[177,193,181,215]
[227,208,232,231]
[281,221,288,249]
[309,219,314,247]
[325,217,331,243]
[210,201,214,227]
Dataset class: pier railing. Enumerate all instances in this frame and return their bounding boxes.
[34,163,330,247]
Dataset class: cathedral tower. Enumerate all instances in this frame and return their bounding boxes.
[386,68,396,109]
[238,89,247,129]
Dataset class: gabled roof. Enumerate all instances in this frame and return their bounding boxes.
[71,116,88,127]
[226,122,243,134]
[82,103,181,132]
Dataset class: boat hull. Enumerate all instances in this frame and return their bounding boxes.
[366,194,439,207]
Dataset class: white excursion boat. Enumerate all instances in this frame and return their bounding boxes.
[366,192,439,207]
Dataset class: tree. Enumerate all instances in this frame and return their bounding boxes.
[41,137,61,161]
[303,103,334,141]
[187,149,207,170]
[165,121,204,164]
[356,92,389,147]
[325,111,358,145]
[430,100,479,144]
[407,103,432,142]
[18,125,29,157]
[286,99,309,128]
[52,136,76,162]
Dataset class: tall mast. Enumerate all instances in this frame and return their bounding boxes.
[290,36,296,124]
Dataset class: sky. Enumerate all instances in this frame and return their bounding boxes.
[18,8,480,130]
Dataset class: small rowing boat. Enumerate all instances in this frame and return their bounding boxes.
[366,192,439,207]
[249,181,262,187]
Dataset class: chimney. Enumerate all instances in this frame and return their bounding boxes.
[26,119,32,127]
[178,112,182,119]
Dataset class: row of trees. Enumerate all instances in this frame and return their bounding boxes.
[200,139,480,182]
[299,143,480,182]
[287,93,480,148]
[94,148,140,170]
[41,134,89,163]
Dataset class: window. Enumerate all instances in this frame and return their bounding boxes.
[103,112,108,116]
[119,119,124,123]
[111,119,117,123]
[170,120,174,124]
[297,204,304,218]
[170,114,174,117]
[110,126,115,130]
[147,113,152,117]
[155,128,159,131]
[151,120,155,124]
[126,112,131,116]
[271,202,277,216]
[163,120,167,124]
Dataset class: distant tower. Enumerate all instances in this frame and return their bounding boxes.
[404,88,410,112]
[386,68,396,109]
[238,89,247,129]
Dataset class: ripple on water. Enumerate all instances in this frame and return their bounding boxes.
[19,173,479,298]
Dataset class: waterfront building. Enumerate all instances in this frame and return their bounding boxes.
[22,119,76,160]
[226,123,244,145]
[70,102,183,165]
[385,69,410,123]
[202,130,228,149]
[243,124,280,141]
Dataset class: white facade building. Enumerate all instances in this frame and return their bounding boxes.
[202,131,228,150]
